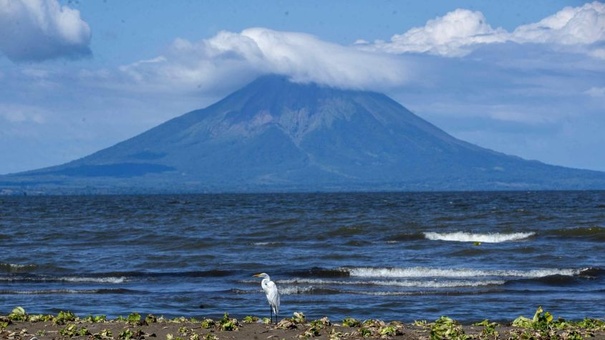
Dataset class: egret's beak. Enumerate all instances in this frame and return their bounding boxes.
[253,273,261,277]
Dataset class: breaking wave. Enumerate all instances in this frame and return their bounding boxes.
[272,266,599,297]
[279,278,504,289]
[0,288,137,295]
[347,266,583,279]
[0,276,127,284]
[423,231,535,243]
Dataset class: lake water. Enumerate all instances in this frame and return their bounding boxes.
[1,191,604,323]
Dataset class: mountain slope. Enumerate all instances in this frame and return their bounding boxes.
[3,75,605,193]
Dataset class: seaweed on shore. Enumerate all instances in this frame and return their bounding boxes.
[1,306,604,339]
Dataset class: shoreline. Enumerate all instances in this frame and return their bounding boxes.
[2,308,604,339]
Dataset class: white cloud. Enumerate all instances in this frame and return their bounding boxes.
[359,9,507,57]
[111,3,605,96]
[119,28,410,93]
[239,28,409,88]
[0,0,91,62]
[362,2,605,57]
[512,2,605,45]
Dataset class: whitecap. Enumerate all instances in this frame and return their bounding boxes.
[277,286,316,295]
[280,277,504,288]
[423,231,535,243]
[347,266,581,279]
[0,263,37,271]
[59,276,127,284]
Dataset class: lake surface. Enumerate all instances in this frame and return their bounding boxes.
[1,191,604,323]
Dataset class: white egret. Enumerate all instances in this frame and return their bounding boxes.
[253,272,280,324]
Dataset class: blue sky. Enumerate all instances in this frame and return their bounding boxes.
[1,0,604,175]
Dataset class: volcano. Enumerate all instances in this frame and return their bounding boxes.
[3,75,605,193]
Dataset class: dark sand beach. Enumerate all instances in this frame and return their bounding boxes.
[2,313,605,339]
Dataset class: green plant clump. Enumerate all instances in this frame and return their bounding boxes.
[83,314,107,323]
[59,324,90,337]
[28,314,54,322]
[354,319,403,338]
[510,306,605,339]
[292,311,306,324]
[145,314,158,324]
[126,312,142,325]
[8,307,28,321]
[474,319,499,338]
[576,317,605,330]
[303,317,332,337]
[200,318,215,329]
[53,310,76,325]
[430,316,468,340]
[97,329,113,339]
[342,317,361,327]
[242,315,258,324]
[119,329,134,340]
[219,312,239,331]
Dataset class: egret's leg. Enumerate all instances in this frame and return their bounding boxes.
[270,306,273,324]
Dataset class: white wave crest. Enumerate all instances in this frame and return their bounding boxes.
[3,263,29,268]
[5,289,100,295]
[60,277,127,284]
[0,276,127,284]
[280,278,504,288]
[423,231,535,243]
[372,279,504,288]
[348,267,581,279]
[0,263,36,270]
[277,286,316,295]
[252,242,280,246]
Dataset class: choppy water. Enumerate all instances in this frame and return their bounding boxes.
[1,191,604,323]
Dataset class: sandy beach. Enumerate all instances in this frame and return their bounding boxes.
[2,312,605,339]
